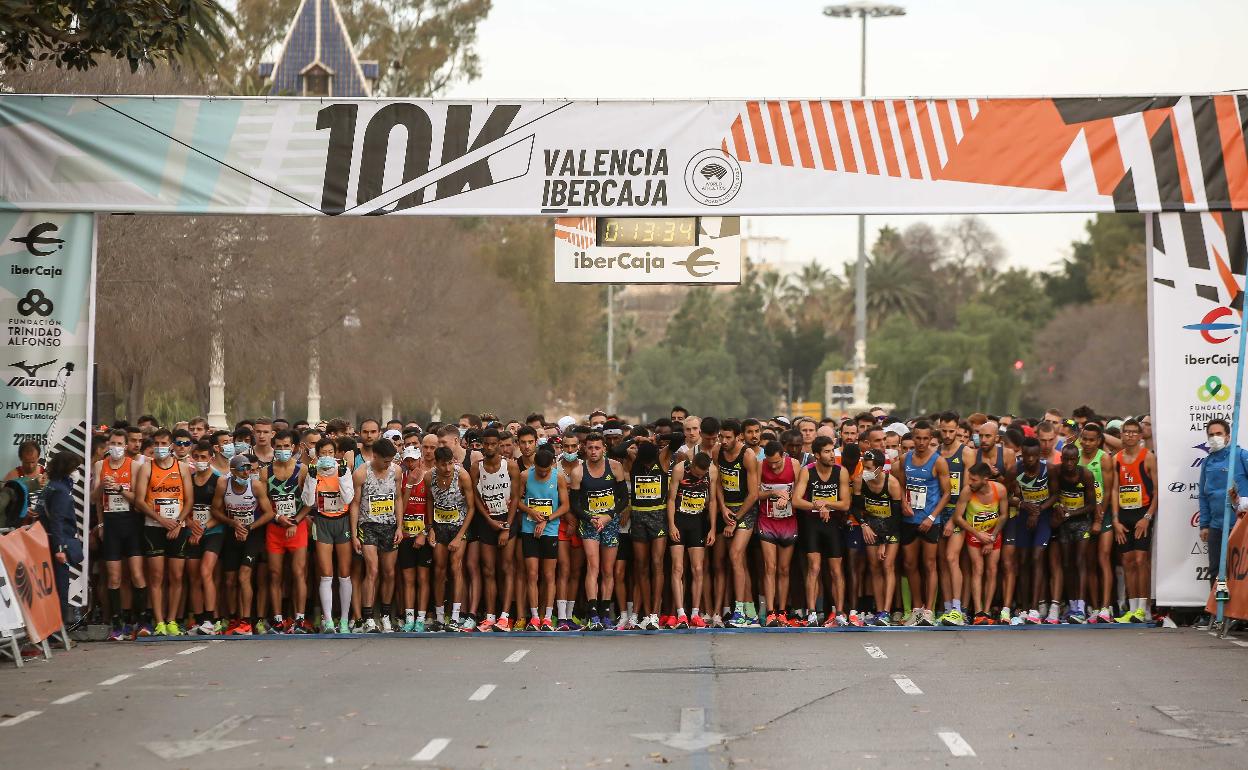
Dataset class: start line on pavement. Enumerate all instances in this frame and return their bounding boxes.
[133,623,1157,642]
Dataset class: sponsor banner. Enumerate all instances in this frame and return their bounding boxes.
[0,211,93,608]
[553,216,741,284]
[1,95,1247,216]
[1205,513,1248,619]
[1150,211,1248,605]
[0,551,25,633]
[0,523,63,642]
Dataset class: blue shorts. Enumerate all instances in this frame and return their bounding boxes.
[845,524,865,552]
[1004,511,1051,549]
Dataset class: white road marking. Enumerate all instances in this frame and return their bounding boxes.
[937,731,976,757]
[634,707,733,752]
[141,659,171,669]
[468,684,496,702]
[143,714,257,759]
[863,645,887,659]
[99,673,132,686]
[893,676,923,695]
[411,738,451,762]
[1230,640,1248,647]
[504,649,529,663]
[0,711,42,727]
[178,645,208,655]
[52,691,91,705]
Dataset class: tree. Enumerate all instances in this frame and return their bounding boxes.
[1025,301,1148,416]
[1045,213,1144,308]
[622,346,746,420]
[1,0,234,72]
[728,265,782,415]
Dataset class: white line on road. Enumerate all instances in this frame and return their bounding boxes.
[863,645,887,659]
[98,673,132,686]
[411,738,451,762]
[178,645,208,655]
[51,691,91,705]
[0,711,42,727]
[504,649,529,663]
[893,676,923,695]
[468,684,496,702]
[1231,640,1248,648]
[937,731,976,757]
[141,659,171,669]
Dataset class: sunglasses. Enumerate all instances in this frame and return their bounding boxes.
[234,464,253,472]
[174,441,192,447]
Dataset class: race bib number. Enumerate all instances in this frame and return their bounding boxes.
[864,499,891,519]
[368,495,395,518]
[228,506,254,526]
[949,471,962,497]
[106,491,129,513]
[1118,484,1142,509]
[318,490,343,514]
[971,510,998,531]
[1022,487,1048,504]
[1092,480,1104,506]
[721,468,741,493]
[157,498,180,520]
[761,483,792,518]
[907,484,927,512]
[678,490,708,515]
[813,495,837,510]
[433,505,460,524]
[529,498,554,519]
[402,515,426,536]
[484,493,508,517]
[587,489,615,515]
[192,503,211,527]
[634,475,662,501]
[1060,491,1084,512]
[275,496,297,518]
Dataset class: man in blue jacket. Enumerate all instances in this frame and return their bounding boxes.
[1198,419,1248,592]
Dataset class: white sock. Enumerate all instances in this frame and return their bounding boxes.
[273,614,283,624]
[544,607,553,620]
[530,607,539,619]
[677,607,686,618]
[692,607,699,618]
[500,611,509,620]
[436,606,445,622]
[557,599,568,619]
[337,578,352,623]
[318,577,334,621]
[1140,599,1150,616]
[417,610,426,621]
[405,608,415,622]
[486,614,496,622]
[451,602,461,622]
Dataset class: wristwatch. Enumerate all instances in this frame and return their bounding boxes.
[1143,513,1154,521]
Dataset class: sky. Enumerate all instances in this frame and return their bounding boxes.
[446,0,1244,273]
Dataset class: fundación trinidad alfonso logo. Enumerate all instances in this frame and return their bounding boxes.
[684,149,742,206]
[1197,375,1231,403]
[1184,307,1238,344]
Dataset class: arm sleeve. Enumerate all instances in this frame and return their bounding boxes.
[302,472,317,508]
[614,480,629,515]
[1199,460,1212,529]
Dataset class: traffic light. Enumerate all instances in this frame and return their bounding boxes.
[1013,360,1024,371]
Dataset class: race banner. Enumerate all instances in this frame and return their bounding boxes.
[1205,513,1248,619]
[0,523,64,643]
[553,216,742,284]
[0,94,1246,217]
[0,549,26,634]
[1149,210,1248,605]
[1,211,93,608]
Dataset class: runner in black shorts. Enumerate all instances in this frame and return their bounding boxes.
[626,438,668,631]
[856,449,902,626]
[716,419,761,629]
[667,453,717,630]
[397,434,434,631]
[92,428,147,640]
[793,436,851,627]
[1050,444,1097,624]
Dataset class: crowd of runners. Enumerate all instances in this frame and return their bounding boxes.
[67,404,1161,637]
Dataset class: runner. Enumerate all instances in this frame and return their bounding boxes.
[185,440,220,635]
[555,429,586,631]
[426,445,475,631]
[716,419,762,628]
[793,436,851,626]
[1050,444,1098,624]
[132,429,193,636]
[570,432,629,631]
[667,452,717,629]
[856,449,901,626]
[252,417,276,468]
[757,441,801,627]
[1078,422,1118,623]
[397,433,433,632]
[627,437,669,631]
[213,453,273,635]
[469,428,521,632]
[951,463,1008,624]
[519,448,568,631]
[1007,437,1056,624]
[301,437,355,633]
[1111,419,1156,623]
[895,421,950,626]
[350,437,401,633]
[92,428,148,640]
[936,412,975,627]
[263,430,310,633]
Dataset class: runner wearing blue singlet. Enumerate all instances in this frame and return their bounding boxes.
[892,421,950,626]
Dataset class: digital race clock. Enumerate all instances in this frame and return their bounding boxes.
[598,217,697,247]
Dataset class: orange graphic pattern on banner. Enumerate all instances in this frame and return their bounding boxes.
[1207,513,1248,620]
[0,523,63,643]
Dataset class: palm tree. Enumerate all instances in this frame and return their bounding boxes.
[758,268,791,330]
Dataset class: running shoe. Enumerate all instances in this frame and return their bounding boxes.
[413,619,427,633]
[571,615,587,629]
[901,610,917,627]
[874,612,892,627]
[192,620,215,636]
[711,614,725,629]
[108,626,127,642]
[233,620,254,636]
[317,617,333,633]
[784,613,803,627]
[764,611,780,628]
[1115,608,1143,624]
[972,612,992,626]
[1025,609,1041,625]
[459,616,477,632]
[381,615,395,633]
[945,610,966,627]
[1067,612,1087,625]
[339,618,350,634]
[400,619,414,632]
[615,615,633,631]
[361,618,379,633]
[936,611,953,626]
[1009,612,1025,626]
[806,612,820,627]
[255,619,270,635]
[917,608,936,627]
[891,611,904,625]
[999,608,1011,624]
[540,618,555,632]
[848,611,865,628]
[556,619,574,632]
[1043,610,1060,625]
[726,611,747,628]
[689,614,707,629]
[745,614,761,627]
[674,614,690,629]
[1096,607,1113,624]
[477,617,495,633]
[587,616,604,631]
[526,616,540,632]
[132,623,152,639]
[153,621,168,636]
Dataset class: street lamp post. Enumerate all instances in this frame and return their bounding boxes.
[823,2,905,410]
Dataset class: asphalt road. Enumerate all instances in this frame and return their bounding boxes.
[2,626,1246,769]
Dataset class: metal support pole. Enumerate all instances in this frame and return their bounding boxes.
[852,12,870,409]
[1216,231,1248,625]
[607,284,615,414]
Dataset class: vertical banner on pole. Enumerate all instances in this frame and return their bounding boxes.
[1150,211,1248,606]
[0,211,94,608]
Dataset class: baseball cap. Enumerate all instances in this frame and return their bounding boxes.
[382,429,402,441]
[402,446,421,460]
[229,455,251,470]
[772,416,792,427]
[885,422,908,437]
[862,449,886,466]
[557,415,577,433]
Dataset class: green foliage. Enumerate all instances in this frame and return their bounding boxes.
[622,346,746,420]
[1,0,235,72]
[1045,213,1144,308]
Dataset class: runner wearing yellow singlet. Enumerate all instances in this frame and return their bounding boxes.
[951,462,1009,625]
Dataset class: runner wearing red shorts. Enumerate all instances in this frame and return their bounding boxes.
[263,429,310,633]
[951,462,1008,625]
[757,441,803,627]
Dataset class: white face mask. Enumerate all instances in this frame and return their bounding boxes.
[885,448,899,461]
[861,469,877,482]
[194,461,211,472]
[108,445,125,460]
[1208,434,1228,451]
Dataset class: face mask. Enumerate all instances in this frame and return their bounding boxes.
[562,451,578,463]
[458,427,467,439]
[537,437,548,446]
[318,456,337,471]
[274,449,293,462]
[153,446,171,460]
[885,448,898,461]
[972,434,982,447]
[221,443,235,459]
[1208,434,1227,451]
[194,461,211,472]
[861,470,877,482]
[233,442,250,456]
[108,446,125,460]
